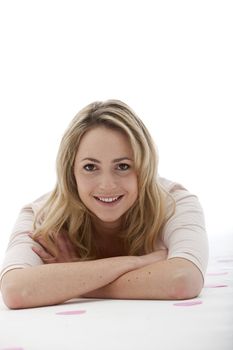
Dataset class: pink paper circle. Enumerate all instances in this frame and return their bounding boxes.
[173,300,203,307]
[0,348,24,350]
[204,284,228,288]
[56,309,86,315]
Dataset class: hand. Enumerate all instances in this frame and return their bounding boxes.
[30,230,80,264]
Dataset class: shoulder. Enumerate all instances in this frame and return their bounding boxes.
[158,176,201,206]
[158,176,188,193]
[158,176,206,234]
[21,192,52,215]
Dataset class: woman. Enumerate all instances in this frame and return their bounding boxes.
[0,100,208,309]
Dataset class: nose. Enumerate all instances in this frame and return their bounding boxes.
[98,172,118,192]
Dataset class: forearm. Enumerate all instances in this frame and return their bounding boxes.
[1,256,143,309]
[83,258,203,300]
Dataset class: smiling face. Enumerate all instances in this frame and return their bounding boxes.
[74,126,138,232]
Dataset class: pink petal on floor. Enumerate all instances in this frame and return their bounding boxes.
[56,309,86,315]
[173,300,203,306]
[204,284,228,288]
[0,348,24,350]
[207,271,228,276]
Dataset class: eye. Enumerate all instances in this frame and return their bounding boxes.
[117,163,130,171]
[83,164,97,172]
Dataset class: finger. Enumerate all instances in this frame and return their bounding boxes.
[64,236,77,253]
[33,235,55,256]
[57,231,78,259]
[31,246,55,264]
[56,231,70,252]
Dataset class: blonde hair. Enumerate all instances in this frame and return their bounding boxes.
[33,100,174,259]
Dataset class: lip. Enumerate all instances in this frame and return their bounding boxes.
[93,195,124,206]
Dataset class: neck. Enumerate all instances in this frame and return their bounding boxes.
[91,217,125,258]
[92,217,122,239]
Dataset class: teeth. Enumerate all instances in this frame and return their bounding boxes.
[96,196,120,203]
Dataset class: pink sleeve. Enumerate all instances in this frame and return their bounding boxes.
[162,188,209,279]
[0,203,44,281]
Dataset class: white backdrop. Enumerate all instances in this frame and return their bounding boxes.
[0,0,232,262]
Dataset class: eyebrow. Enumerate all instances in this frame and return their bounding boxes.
[81,157,133,163]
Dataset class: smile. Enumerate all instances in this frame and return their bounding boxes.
[94,195,124,203]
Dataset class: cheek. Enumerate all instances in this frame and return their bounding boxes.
[75,174,94,197]
[126,175,138,198]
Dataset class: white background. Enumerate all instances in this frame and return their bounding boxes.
[0,0,232,262]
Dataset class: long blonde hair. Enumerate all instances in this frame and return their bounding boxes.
[33,100,174,259]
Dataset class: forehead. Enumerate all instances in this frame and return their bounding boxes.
[76,126,133,159]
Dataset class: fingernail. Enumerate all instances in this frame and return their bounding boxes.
[32,246,38,252]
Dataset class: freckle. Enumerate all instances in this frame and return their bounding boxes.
[148,271,151,274]
[99,275,103,279]
[127,279,131,282]
[136,276,139,279]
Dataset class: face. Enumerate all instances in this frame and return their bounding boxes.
[74,126,138,231]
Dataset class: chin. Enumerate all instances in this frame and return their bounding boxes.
[96,216,121,223]
[92,211,123,224]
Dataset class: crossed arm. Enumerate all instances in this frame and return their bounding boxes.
[82,257,203,300]
[1,232,203,309]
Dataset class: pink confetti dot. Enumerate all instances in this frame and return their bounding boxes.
[173,300,203,307]
[204,284,228,288]
[0,348,24,350]
[56,309,86,315]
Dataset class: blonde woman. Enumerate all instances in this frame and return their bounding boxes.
[0,100,208,309]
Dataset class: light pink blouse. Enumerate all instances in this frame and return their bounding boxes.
[0,177,209,281]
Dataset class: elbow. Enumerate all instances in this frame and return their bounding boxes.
[1,284,26,310]
[1,272,29,309]
[1,286,24,310]
[170,272,203,300]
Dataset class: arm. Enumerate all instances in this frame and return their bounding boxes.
[83,187,208,301]
[0,252,164,309]
[82,257,203,300]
